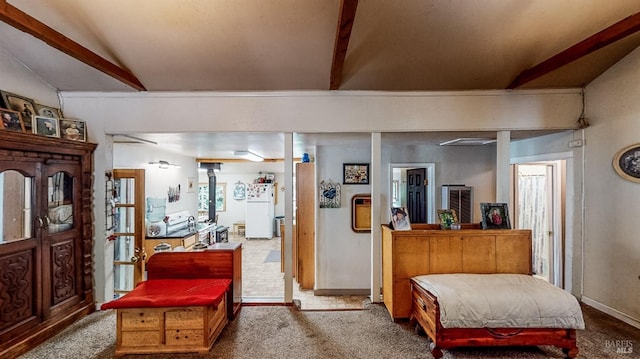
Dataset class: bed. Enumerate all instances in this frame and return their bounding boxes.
[410,273,584,358]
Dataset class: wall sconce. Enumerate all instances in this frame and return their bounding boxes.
[148,160,180,169]
[233,150,264,162]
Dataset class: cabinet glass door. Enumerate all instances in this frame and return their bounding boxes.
[0,170,33,242]
[112,169,145,298]
[47,172,74,233]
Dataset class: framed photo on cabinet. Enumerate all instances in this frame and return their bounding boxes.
[59,118,86,141]
[33,115,60,138]
[35,103,63,119]
[480,202,511,229]
[0,90,37,132]
[0,108,25,132]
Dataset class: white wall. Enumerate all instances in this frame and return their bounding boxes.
[580,46,640,325]
[0,47,60,109]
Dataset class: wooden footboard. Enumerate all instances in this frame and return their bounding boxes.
[409,279,579,359]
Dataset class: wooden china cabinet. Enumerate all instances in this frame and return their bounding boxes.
[0,130,96,358]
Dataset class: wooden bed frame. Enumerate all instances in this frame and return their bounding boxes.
[409,279,579,358]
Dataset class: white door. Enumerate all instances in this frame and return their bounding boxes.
[514,162,564,286]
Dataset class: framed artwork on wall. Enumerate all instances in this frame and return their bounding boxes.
[613,143,640,183]
[343,163,369,184]
[233,182,246,200]
[480,203,511,229]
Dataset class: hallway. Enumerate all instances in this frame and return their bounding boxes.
[233,234,369,310]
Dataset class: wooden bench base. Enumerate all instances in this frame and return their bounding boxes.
[114,297,227,356]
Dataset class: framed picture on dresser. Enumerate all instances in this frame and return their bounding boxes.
[0,90,37,132]
[0,108,25,132]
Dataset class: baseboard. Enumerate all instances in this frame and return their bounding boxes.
[313,289,370,296]
[582,296,640,329]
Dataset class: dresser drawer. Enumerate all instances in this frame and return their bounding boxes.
[120,310,161,330]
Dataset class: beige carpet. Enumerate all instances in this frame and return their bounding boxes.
[18,304,640,359]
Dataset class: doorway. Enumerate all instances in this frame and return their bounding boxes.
[513,161,565,287]
[390,163,436,224]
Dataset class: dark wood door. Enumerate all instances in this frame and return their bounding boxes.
[406,168,427,223]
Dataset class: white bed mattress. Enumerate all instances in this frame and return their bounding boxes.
[412,273,585,329]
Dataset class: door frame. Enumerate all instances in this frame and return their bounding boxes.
[511,152,573,292]
[389,163,436,223]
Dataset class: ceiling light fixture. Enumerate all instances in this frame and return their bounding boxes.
[234,150,264,162]
[148,160,180,169]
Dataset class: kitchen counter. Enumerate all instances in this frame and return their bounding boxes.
[148,223,216,240]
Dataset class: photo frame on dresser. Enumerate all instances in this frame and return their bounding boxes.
[0,108,25,132]
[480,202,511,229]
[35,103,63,119]
[0,90,37,132]
[59,118,86,141]
[33,115,60,138]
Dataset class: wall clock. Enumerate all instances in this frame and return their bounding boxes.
[613,143,640,183]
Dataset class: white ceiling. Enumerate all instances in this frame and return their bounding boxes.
[2,0,640,158]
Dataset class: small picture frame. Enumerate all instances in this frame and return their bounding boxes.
[390,207,411,230]
[0,108,25,132]
[343,163,369,184]
[0,91,37,132]
[59,118,86,141]
[612,143,640,183]
[437,209,458,229]
[480,203,511,229]
[233,182,246,200]
[35,103,63,119]
[33,116,60,138]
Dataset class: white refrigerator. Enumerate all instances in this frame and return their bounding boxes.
[245,183,274,239]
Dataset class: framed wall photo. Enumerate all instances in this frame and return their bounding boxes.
[343,163,369,184]
[480,202,511,229]
[0,108,25,132]
[33,116,60,138]
[35,103,63,119]
[59,118,86,141]
[0,91,37,132]
[233,182,246,200]
[613,143,640,183]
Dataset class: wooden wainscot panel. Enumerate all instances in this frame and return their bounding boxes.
[461,234,496,273]
[429,235,462,274]
[496,232,532,274]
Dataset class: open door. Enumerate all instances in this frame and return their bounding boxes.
[112,169,146,297]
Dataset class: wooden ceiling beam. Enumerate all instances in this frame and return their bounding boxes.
[330,0,358,90]
[0,1,146,91]
[508,12,640,89]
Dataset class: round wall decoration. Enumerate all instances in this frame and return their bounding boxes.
[613,143,640,183]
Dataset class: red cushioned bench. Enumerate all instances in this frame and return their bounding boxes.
[101,251,235,356]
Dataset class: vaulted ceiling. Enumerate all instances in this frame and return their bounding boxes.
[2,0,640,92]
[1,1,640,158]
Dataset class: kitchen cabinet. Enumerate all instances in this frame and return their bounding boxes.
[0,131,96,358]
[381,224,531,321]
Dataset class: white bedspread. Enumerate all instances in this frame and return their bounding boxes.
[412,274,585,329]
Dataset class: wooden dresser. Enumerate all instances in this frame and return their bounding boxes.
[0,131,96,358]
[381,224,532,321]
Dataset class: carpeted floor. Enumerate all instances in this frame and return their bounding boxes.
[17,303,640,359]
